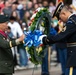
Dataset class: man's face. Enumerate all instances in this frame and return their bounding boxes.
[0,22,8,31]
[59,10,68,22]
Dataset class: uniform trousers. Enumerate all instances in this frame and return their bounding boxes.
[41,49,49,75]
[65,67,76,75]
[58,48,67,74]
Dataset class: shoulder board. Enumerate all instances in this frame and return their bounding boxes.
[67,20,73,23]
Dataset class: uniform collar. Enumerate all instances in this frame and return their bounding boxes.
[68,13,75,19]
[0,30,7,38]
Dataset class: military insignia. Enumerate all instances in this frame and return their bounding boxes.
[67,21,73,23]
[62,26,66,32]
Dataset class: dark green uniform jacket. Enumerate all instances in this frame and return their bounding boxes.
[0,33,17,73]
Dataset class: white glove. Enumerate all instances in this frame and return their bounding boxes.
[38,35,47,44]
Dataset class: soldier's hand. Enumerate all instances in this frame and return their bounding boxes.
[18,34,25,42]
[38,35,47,44]
[15,34,25,45]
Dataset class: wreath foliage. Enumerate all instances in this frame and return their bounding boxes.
[25,7,51,65]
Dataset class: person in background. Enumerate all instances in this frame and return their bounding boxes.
[17,4,24,21]
[0,0,5,14]
[42,0,49,8]
[41,2,49,75]
[26,1,33,14]
[41,48,49,75]
[11,10,20,22]
[55,20,67,75]
[49,1,56,16]
[50,17,60,66]
[23,11,31,26]
[33,3,39,10]
[0,14,24,75]
[38,2,42,8]
[8,16,26,69]
[11,2,19,17]
[2,1,12,17]
[6,26,15,40]
[41,2,50,75]
[17,21,28,69]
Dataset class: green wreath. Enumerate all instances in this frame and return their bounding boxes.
[25,7,51,65]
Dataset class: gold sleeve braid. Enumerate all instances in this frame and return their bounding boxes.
[9,41,12,48]
[9,40,24,48]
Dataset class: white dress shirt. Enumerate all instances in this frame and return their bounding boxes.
[8,21,23,57]
[8,21,23,38]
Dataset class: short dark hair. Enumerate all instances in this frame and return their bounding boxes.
[9,16,16,20]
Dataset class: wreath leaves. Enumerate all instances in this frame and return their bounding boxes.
[25,7,51,65]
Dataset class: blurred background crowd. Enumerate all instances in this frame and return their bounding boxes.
[0,0,76,74]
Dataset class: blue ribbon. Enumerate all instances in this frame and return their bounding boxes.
[24,27,57,47]
[24,30,43,47]
[33,30,43,46]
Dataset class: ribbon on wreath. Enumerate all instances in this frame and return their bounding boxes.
[24,30,43,47]
[24,27,57,47]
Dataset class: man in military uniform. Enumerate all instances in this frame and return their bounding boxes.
[39,2,76,75]
[0,15,25,75]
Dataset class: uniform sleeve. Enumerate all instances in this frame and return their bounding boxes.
[0,37,17,49]
[43,21,76,45]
